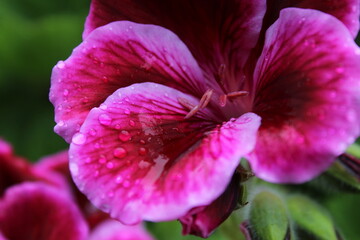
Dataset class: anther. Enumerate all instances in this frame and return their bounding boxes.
[219,91,249,107]
[179,89,214,119]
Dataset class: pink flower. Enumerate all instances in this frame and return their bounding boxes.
[49,0,360,235]
[0,182,89,240]
[0,140,155,240]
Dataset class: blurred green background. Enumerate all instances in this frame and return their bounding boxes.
[0,0,359,239]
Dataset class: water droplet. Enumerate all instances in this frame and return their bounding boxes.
[113,147,127,158]
[98,114,112,126]
[101,76,109,83]
[108,191,114,198]
[139,147,147,155]
[129,120,135,127]
[98,155,107,164]
[58,120,65,127]
[57,61,65,69]
[81,97,89,104]
[123,180,130,188]
[106,161,114,169]
[139,139,146,145]
[115,124,121,130]
[116,176,123,184]
[99,104,108,110]
[124,109,131,114]
[335,67,344,74]
[138,160,150,169]
[119,130,131,142]
[89,128,97,136]
[85,157,91,163]
[69,162,79,176]
[72,133,87,145]
[63,89,69,96]
[94,171,99,177]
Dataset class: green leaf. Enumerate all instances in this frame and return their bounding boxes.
[287,195,337,240]
[249,191,289,240]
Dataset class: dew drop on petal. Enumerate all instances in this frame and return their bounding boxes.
[139,139,146,145]
[115,175,123,184]
[99,114,112,126]
[123,180,130,188]
[119,130,131,142]
[139,147,147,155]
[57,61,65,69]
[129,120,135,127]
[58,120,65,127]
[63,89,69,96]
[70,162,79,176]
[98,155,107,164]
[89,128,97,136]
[72,133,87,145]
[114,147,127,158]
[106,161,114,169]
[138,160,150,169]
[99,104,108,110]
[124,109,131,115]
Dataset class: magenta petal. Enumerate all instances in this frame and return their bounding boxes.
[84,0,266,84]
[266,0,360,38]
[179,173,241,238]
[0,140,65,195]
[50,21,210,142]
[89,220,154,240]
[250,8,360,183]
[69,82,261,224]
[0,183,88,240]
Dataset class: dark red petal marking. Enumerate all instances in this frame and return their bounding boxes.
[50,21,209,142]
[249,8,360,183]
[69,82,261,224]
[265,0,360,38]
[84,0,266,93]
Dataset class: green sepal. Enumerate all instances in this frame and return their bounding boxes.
[287,195,338,240]
[248,191,289,240]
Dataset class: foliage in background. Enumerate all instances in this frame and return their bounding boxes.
[0,0,360,239]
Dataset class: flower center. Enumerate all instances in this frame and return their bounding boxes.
[178,89,248,119]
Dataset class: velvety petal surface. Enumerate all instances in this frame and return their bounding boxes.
[69,82,261,224]
[0,183,88,240]
[89,220,154,240]
[0,140,65,195]
[265,0,360,38]
[179,173,241,238]
[250,8,360,183]
[50,21,210,142]
[84,0,266,89]
[35,151,110,228]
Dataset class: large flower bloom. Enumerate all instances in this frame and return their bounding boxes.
[50,0,360,230]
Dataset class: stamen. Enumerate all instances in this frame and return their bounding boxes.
[178,97,195,111]
[219,91,249,107]
[181,89,214,119]
[218,64,226,82]
[227,91,249,98]
[198,89,214,109]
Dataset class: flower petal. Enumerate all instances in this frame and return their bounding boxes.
[50,21,210,142]
[89,220,154,240]
[0,183,88,240]
[250,8,360,183]
[179,173,241,238]
[69,82,261,224]
[0,140,65,195]
[35,151,110,228]
[265,0,360,38]
[84,0,266,87]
